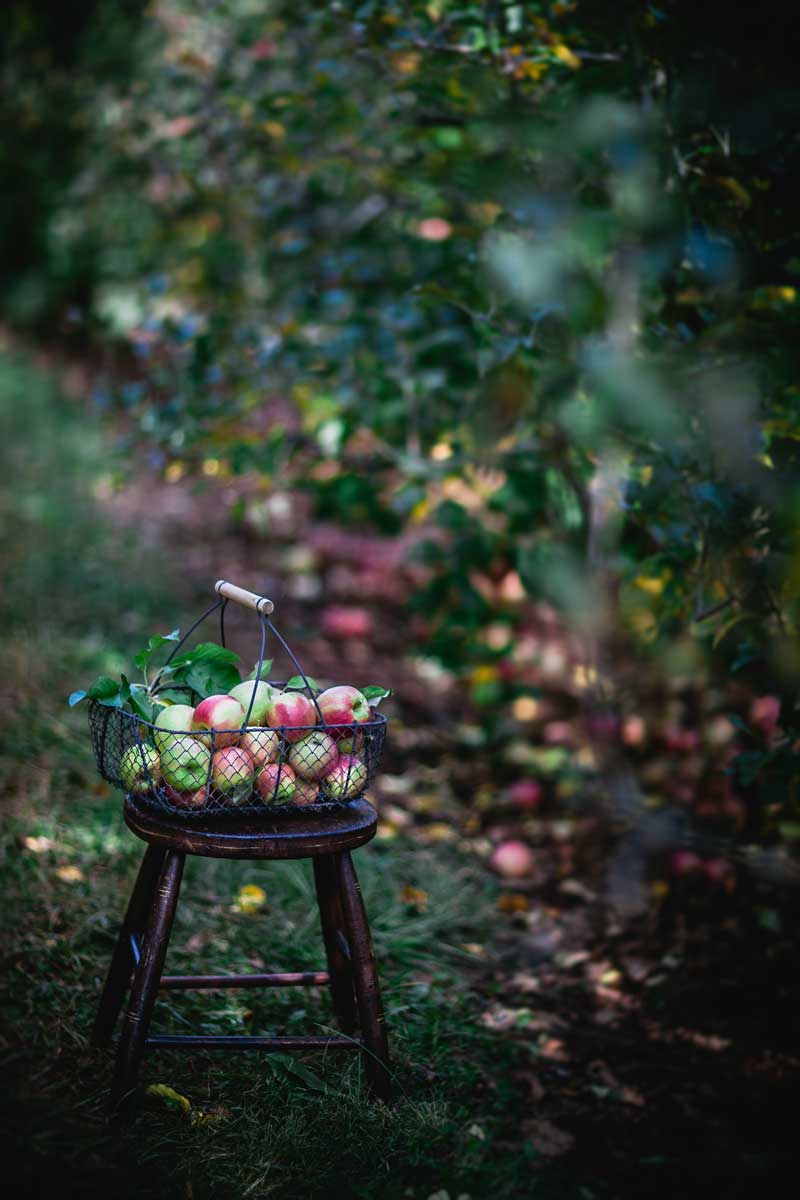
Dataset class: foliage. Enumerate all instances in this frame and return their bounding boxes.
[3,3,800,800]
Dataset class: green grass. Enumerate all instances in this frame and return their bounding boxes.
[0,354,575,1199]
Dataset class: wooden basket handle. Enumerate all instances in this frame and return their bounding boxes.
[215,579,274,616]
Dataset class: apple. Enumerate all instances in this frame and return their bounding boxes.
[321,754,367,801]
[292,778,320,806]
[163,783,208,809]
[320,606,374,639]
[256,761,297,804]
[703,857,735,888]
[160,734,212,792]
[212,746,255,806]
[228,680,276,726]
[120,744,160,794]
[153,704,196,754]
[317,686,371,736]
[288,731,339,781]
[490,840,535,879]
[240,728,280,770]
[193,694,245,748]
[336,731,365,755]
[670,849,702,876]
[264,689,317,743]
[508,778,543,811]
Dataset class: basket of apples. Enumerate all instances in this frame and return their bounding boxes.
[71,581,390,817]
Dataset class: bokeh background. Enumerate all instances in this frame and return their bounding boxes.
[1,3,799,1198]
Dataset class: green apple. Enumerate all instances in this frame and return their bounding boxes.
[240,728,280,770]
[153,704,196,754]
[228,680,276,726]
[256,762,297,804]
[160,734,212,792]
[120,743,160,794]
[288,731,338,781]
[322,754,367,801]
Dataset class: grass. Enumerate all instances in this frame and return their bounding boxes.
[0,353,579,1199]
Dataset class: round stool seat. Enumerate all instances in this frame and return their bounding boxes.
[124,796,378,860]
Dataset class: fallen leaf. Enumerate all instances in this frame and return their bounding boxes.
[22,836,55,854]
[55,865,84,883]
[399,885,429,910]
[539,1037,569,1062]
[496,892,530,915]
[233,884,267,914]
[521,1117,575,1157]
[145,1084,191,1114]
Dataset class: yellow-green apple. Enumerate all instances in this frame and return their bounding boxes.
[212,746,255,805]
[164,783,208,809]
[292,778,320,806]
[287,731,338,781]
[240,728,280,771]
[160,734,212,792]
[317,686,371,737]
[228,680,276,726]
[336,731,365,755]
[256,761,297,804]
[120,744,160,794]
[264,689,317,742]
[153,704,196,754]
[193,694,245,748]
[322,754,367,800]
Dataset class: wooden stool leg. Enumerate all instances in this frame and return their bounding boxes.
[313,855,358,1034]
[92,845,167,1048]
[336,852,391,1103]
[110,850,184,1114]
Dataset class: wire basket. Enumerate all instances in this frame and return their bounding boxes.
[86,581,388,818]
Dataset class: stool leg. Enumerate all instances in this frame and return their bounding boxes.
[110,850,185,1114]
[336,852,391,1103]
[313,855,358,1034]
[92,845,167,1048]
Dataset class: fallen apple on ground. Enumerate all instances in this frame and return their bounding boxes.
[161,734,212,792]
[508,778,543,811]
[120,744,160,794]
[288,731,338,781]
[193,694,246,748]
[490,840,536,879]
[256,761,297,804]
[153,704,196,754]
[212,746,256,805]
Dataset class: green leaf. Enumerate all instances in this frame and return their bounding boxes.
[361,685,392,705]
[246,659,274,680]
[184,662,241,697]
[133,629,181,670]
[68,690,87,707]
[170,642,240,668]
[285,674,319,693]
[77,676,125,708]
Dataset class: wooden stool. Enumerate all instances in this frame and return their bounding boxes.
[92,797,390,1112]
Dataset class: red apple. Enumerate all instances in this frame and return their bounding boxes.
[703,857,735,888]
[240,728,280,770]
[164,783,209,809]
[320,606,374,640]
[193,694,245,748]
[288,731,339,781]
[264,689,317,743]
[212,746,255,806]
[256,761,297,804]
[508,778,543,811]
[228,680,277,726]
[292,778,320,806]
[321,754,368,800]
[670,849,702,876]
[317,685,371,737]
[490,840,535,879]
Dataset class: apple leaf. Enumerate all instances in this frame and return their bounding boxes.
[184,662,241,697]
[285,674,320,693]
[169,641,240,668]
[127,682,159,722]
[69,676,126,708]
[361,685,392,705]
[246,659,274,681]
[133,629,181,671]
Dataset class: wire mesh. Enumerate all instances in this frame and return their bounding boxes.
[88,695,387,817]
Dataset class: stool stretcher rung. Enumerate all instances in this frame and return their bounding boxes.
[159,970,330,990]
[146,1034,361,1051]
